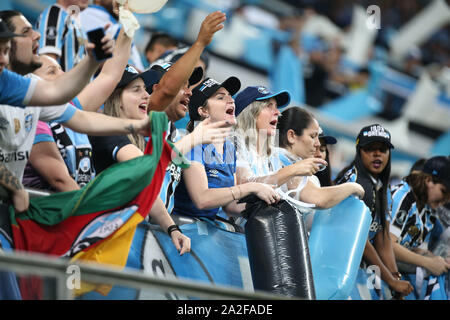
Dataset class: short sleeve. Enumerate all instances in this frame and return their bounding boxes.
[0,69,37,107]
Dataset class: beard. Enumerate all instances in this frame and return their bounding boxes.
[9,41,42,75]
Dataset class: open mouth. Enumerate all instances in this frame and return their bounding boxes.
[225,106,234,116]
[180,98,189,111]
[372,159,383,169]
[32,44,39,55]
[138,103,147,113]
[269,119,277,127]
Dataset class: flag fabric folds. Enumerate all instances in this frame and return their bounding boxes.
[8,111,188,295]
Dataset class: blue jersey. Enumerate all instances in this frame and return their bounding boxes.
[0,69,36,107]
[173,139,236,219]
[37,4,86,71]
[159,122,182,214]
[390,181,437,249]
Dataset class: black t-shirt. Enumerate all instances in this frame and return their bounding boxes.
[89,134,132,174]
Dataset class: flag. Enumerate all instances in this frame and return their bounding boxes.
[8,111,189,295]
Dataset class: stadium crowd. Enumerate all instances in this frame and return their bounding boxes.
[0,0,449,300]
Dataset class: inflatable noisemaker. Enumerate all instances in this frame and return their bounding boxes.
[308,196,372,300]
[241,195,316,299]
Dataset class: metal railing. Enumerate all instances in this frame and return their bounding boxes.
[0,250,291,300]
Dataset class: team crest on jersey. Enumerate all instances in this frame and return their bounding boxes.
[394,210,408,226]
[24,114,33,132]
[407,225,420,237]
[14,118,20,134]
[46,26,57,40]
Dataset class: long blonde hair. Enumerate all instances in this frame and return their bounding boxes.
[234,100,275,158]
[103,88,146,151]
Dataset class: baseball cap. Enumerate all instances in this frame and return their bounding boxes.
[234,86,291,117]
[116,63,203,93]
[189,77,241,121]
[422,156,450,190]
[318,128,337,145]
[356,124,394,149]
[147,61,204,93]
[0,19,25,38]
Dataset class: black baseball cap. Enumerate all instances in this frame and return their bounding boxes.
[116,63,203,94]
[422,156,450,190]
[0,18,25,38]
[356,124,394,149]
[147,61,204,93]
[319,128,337,145]
[234,86,290,117]
[189,77,241,121]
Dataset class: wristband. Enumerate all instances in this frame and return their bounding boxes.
[230,187,237,200]
[167,224,182,235]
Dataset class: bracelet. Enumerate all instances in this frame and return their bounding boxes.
[167,224,182,235]
[391,272,402,280]
[230,187,237,200]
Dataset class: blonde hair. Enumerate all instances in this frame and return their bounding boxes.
[234,100,275,158]
[103,88,146,152]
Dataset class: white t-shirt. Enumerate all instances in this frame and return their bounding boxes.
[0,75,76,181]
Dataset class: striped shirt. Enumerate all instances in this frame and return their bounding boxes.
[390,181,437,249]
[37,4,87,71]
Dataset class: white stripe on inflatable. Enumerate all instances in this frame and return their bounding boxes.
[237,256,254,292]
[389,0,450,61]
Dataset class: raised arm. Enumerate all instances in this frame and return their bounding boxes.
[29,35,115,106]
[149,11,226,111]
[63,108,150,136]
[77,27,132,112]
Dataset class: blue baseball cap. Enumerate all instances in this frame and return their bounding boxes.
[234,86,290,117]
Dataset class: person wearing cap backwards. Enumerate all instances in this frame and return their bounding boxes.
[171,77,280,222]
[389,156,450,281]
[0,11,114,108]
[233,88,364,209]
[335,124,413,298]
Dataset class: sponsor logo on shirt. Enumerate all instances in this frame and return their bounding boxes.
[0,150,29,162]
[208,169,219,178]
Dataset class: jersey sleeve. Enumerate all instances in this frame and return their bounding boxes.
[0,69,37,107]
[34,121,55,144]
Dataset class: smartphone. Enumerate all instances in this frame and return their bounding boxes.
[86,27,112,61]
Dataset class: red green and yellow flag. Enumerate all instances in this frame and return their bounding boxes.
[9,111,187,295]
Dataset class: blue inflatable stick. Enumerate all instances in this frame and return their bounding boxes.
[309,196,372,300]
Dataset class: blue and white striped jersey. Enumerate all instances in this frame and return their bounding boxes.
[390,181,437,249]
[37,4,87,71]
